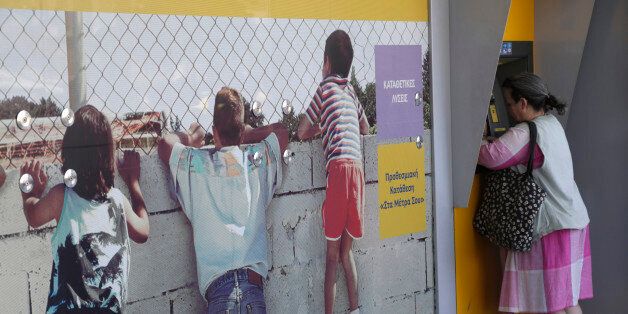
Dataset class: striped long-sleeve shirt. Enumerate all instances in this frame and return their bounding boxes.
[306,75,365,167]
[478,122,544,171]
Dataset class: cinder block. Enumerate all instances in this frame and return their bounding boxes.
[29,269,52,314]
[114,154,180,214]
[356,239,426,303]
[416,241,428,292]
[376,294,415,313]
[415,289,435,314]
[0,233,52,275]
[363,135,377,183]
[269,191,324,267]
[290,192,325,264]
[426,240,434,289]
[311,139,327,189]
[127,211,197,302]
[265,264,318,314]
[276,141,313,194]
[268,197,296,268]
[0,272,29,313]
[423,130,432,175]
[423,175,433,239]
[126,296,170,314]
[267,257,353,314]
[293,209,325,264]
[0,233,52,313]
[169,286,206,314]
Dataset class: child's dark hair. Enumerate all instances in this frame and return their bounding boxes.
[61,105,115,202]
[324,30,354,78]
[213,87,245,146]
[502,72,567,115]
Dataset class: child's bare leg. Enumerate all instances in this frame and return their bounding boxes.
[340,231,359,311]
[325,240,341,314]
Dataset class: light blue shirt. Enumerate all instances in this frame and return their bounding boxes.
[168,133,282,299]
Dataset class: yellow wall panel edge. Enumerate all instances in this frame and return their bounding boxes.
[503,0,534,41]
[454,175,500,314]
[0,0,428,22]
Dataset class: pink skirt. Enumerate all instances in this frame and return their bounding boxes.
[499,225,593,313]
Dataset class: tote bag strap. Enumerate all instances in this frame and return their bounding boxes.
[525,121,538,176]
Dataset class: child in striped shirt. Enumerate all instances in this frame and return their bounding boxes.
[297,29,370,314]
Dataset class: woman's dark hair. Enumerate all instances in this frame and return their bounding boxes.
[324,30,354,78]
[61,105,115,202]
[502,72,567,115]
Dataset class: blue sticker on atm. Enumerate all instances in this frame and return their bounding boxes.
[501,42,513,55]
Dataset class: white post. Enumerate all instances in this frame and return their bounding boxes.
[430,1,457,313]
[65,12,86,111]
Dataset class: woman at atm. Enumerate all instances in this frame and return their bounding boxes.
[478,73,592,314]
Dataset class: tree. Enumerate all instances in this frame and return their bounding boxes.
[422,46,432,130]
[0,95,62,120]
[169,114,182,132]
[243,99,265,128]
[349,68,376,134]
[281,111,301,142]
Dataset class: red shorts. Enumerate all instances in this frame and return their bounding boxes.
[322,158,365,241]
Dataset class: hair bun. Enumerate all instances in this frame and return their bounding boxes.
[545,94,567,115]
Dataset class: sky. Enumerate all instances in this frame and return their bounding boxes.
[0,9,428,132]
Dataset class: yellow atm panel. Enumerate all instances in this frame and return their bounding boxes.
[454,176,501,314]
[455,1,534,313]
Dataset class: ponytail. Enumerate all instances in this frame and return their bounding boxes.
[545,94,567,115]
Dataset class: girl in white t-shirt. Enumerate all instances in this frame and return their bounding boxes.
[20,105,150,313]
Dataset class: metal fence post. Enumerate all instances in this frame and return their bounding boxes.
[65,11,86,111]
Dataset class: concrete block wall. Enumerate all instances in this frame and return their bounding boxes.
[0,133,435,313]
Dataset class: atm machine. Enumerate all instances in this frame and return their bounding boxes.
[486,41,533,137]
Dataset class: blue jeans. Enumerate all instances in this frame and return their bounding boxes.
[205,269,267,314]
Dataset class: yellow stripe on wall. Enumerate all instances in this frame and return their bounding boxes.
[503,0,534,41]
[0,0,428,22]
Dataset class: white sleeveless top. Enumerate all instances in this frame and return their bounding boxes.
[47,187,130,313]
[515,114,590,237]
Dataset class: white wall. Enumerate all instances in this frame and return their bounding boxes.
[0,134,434,313]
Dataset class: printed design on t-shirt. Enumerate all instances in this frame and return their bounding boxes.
[190,150,207,174]
[222,153,241,177]
[47,199,128,313]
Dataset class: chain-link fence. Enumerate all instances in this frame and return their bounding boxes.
[0,8,429,169]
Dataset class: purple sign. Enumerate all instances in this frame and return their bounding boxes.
[375,45,423,142]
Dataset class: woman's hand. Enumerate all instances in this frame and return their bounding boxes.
[20,160,48,198]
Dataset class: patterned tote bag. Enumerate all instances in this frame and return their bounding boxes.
[473,121,546,252]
